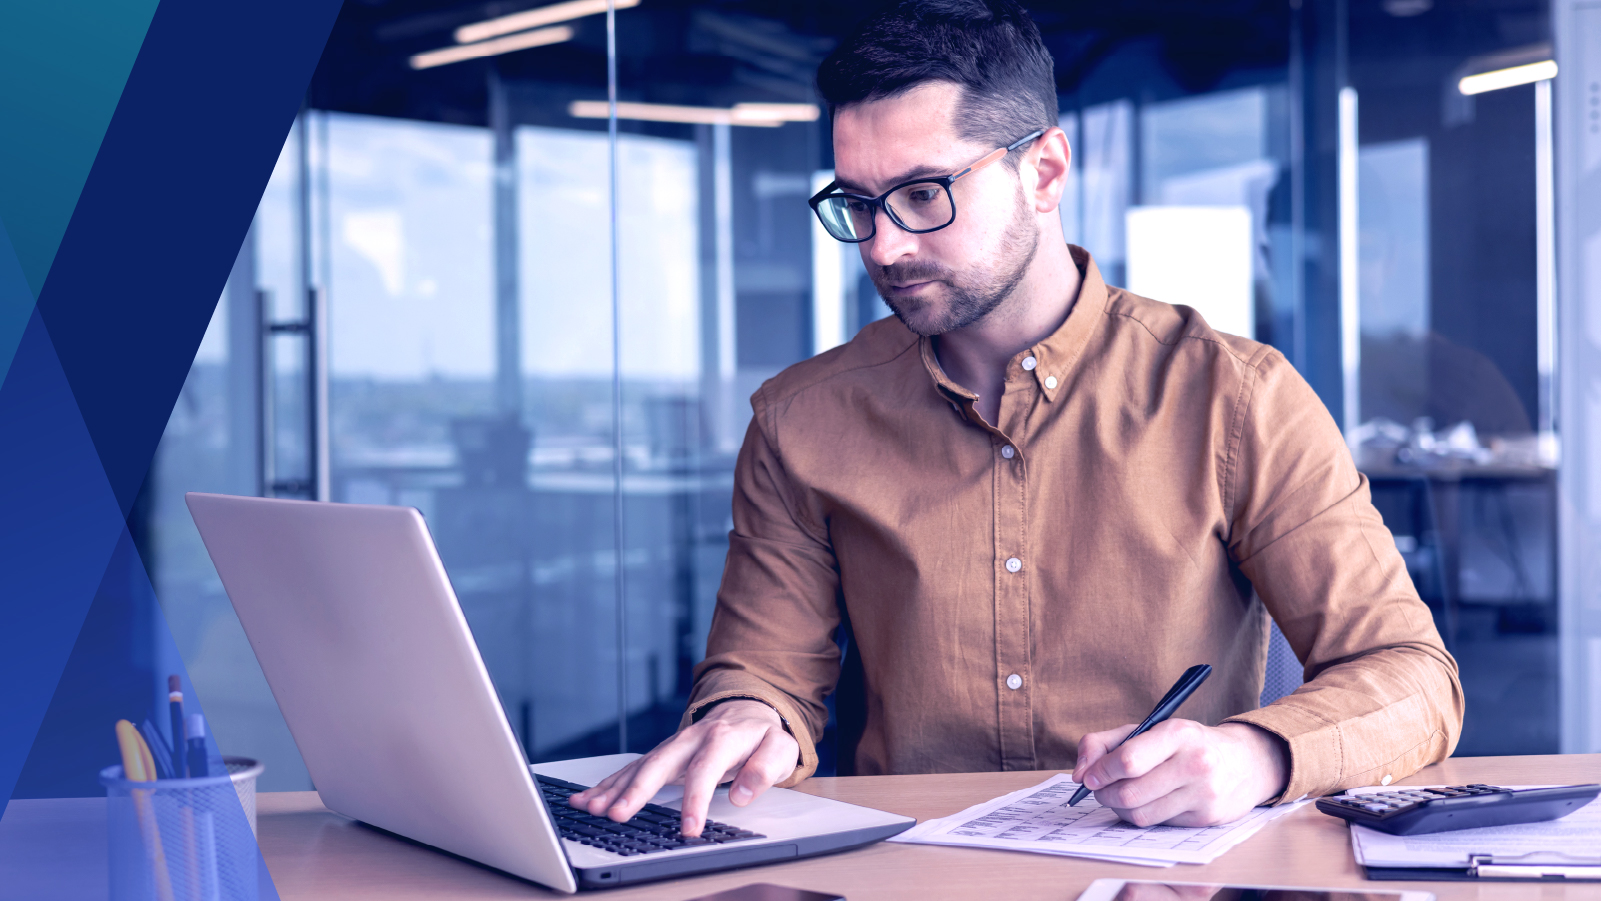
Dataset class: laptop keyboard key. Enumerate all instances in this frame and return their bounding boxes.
[537,775,768,856]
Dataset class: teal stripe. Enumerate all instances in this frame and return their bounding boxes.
[0,1,162,296]
[0,215,32,386]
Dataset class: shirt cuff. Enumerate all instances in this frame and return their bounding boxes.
[681,687,816,788]
[1224,698,1450,801]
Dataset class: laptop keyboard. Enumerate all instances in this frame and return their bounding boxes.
[536,775,767,857]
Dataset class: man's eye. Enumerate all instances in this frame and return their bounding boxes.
[846,200,870,213]
[906,188,939,204]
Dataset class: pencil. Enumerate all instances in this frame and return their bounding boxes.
[116,720,177,901]
[168,676,187,778]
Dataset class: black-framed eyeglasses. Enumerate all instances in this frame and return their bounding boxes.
[808,129,1046,244]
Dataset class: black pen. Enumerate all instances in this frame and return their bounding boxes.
[1069,663,1213,806]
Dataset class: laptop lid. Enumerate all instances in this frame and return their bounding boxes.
[185,492,577,893]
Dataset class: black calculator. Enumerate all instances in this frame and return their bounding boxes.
[1315,783,1601,835]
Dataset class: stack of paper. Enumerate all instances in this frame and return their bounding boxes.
[888,773,1306,867]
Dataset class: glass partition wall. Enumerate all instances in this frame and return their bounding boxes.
[136,0,1563,790]
[1346,2,1558,755]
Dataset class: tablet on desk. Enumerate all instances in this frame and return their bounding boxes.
[1077,879,1433,901]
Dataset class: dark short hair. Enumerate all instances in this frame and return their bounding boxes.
[817,0,1058,166]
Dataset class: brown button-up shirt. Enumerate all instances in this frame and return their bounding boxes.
[686,247,1462,802]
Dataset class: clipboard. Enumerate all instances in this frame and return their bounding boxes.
[1366,851,1601,882]
[1346,784,1601,882]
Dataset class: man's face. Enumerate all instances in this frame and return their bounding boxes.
[832,81,1041,337]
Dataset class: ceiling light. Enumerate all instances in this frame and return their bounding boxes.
[731,103,820,122]
[1381,0,1432,16]
[410,25,573,70]
[568,100,820,127]
[456,0,640,44]
[1458,59,1557,95]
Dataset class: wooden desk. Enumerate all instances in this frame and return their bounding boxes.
[251,755,1601,900]
[4,755,1596,899]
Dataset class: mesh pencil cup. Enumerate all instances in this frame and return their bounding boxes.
[100,757,265,901]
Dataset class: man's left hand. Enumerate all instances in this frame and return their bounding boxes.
[1071,720,1289,827]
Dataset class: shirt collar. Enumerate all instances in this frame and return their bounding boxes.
[919,244,1108,405]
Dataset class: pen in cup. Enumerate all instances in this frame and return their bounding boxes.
[1069,663,1213,807]
[186,713,210,778]
[168,676,187,779]
[115,719,177,901]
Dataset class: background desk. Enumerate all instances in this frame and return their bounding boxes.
[253,754,1599,900]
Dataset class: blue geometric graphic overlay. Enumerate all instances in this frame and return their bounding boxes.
[6,525,280,901]
[0,310,128,814]
[1,1,340,896]
[35,0,342,517]
[14,528,174,800]
[0,216,36,388]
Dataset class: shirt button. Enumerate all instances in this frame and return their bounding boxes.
[1005,557,1022,573]
[1006,674,1023,690]
[1044,376,1058,389]
[1022,356,1037,371]
[1001,445,1015,459]
[1381,775,1394,786]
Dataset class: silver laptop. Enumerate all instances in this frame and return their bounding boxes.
[185,492,912,892]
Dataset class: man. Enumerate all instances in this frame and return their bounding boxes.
[573,0,1462,837]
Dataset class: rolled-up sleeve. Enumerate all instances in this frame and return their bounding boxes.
[1222,350,1465,801]
[681,389,843,786]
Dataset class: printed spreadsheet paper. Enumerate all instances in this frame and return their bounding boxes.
[887,773,1307,866]
[1347,786,1601,868]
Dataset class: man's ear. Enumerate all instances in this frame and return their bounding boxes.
[1029,126,1071,216]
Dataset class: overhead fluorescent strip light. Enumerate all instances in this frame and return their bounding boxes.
[568,100,819,127]
[456,0,640,44]
[729,103,821,122]
[410,24,573,70]
[1458,59,1557,95]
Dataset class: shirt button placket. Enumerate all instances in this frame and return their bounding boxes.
[995,364,1033,770]
[998,545,1030,767]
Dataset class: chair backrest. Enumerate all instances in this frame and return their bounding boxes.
[1260,620,1304,706]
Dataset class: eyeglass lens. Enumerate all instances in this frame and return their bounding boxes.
[816,181,954,242]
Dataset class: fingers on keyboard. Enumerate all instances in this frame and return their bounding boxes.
[537,777,764,857]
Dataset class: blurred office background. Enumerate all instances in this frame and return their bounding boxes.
[130,0,1597,790]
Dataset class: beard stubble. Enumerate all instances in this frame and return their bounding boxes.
[870,190,1041,337]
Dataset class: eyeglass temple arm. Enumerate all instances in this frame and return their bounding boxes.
[949,128,1048,183]
[808,179,841,204]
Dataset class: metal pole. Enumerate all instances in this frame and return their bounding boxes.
[606,0,628,755]
[1337,86,1359,438]
[490,67,524,421]
[310,282,330,502]
[295,110,315,500]
[314,112,332,502]
[258,288,275,498]
[713,122,735,452]
[226,219,263,498]
[1534,77,1557,443]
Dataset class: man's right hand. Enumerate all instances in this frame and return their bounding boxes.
[567,699,799,838]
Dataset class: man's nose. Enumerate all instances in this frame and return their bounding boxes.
[865,208,917,267]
